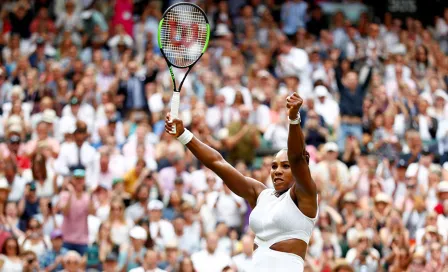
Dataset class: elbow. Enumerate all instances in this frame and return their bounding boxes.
[204,152,225,169]
[287,150,307,163]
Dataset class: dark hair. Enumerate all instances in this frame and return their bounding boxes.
[133,183,149,201]
[1,237,20,256]
[31,153,47,181]
[277,148,310,165]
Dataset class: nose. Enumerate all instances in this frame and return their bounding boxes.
[274,167,283,176]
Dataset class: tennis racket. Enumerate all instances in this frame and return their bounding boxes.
[158,2,210,134]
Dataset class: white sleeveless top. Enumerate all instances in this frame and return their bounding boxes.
[249,188,317,247]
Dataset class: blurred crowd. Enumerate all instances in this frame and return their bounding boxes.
[0,0,447,272]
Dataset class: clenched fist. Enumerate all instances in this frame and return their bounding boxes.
[165,113,185,137]
[286,92,303,120]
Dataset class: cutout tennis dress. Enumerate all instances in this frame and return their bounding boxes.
[249,188,318,271]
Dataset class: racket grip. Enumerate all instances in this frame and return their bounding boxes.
[170,92,180,134]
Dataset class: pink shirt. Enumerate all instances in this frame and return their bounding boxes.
[59,191,90,245]
[25,138,60,155]
[112,0,133,35]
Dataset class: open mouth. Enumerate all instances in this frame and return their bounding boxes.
[273,178,283,184]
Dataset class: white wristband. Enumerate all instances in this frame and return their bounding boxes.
[177,129,194,145]
[289,114,301,125]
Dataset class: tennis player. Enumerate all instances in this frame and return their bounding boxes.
[165,92,317,271]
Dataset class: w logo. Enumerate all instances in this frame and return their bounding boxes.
[168,21,199,47]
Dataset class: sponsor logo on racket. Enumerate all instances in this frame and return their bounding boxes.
[168,21,199,47]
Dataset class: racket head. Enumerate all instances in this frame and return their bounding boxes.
[158,3,210,69]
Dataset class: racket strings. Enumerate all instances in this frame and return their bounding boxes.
[160,4,207,67]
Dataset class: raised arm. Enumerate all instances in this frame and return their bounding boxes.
[165,114,266,208]
[286,93,317,216]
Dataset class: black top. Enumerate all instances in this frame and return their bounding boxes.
[335,66,373,118]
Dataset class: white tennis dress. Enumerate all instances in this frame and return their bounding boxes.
[249,188,318,272]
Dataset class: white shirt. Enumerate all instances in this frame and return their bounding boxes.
[54,142,97,187]
[7,176,27,202]
[149,220,175,249]
[218,85,253,108]
[191,250,232,272]
[90,153,127,189]
[315,98,340,126]
[263,123,288,150]
[61,103,96,131]
[232,253,253,272]
[206,106,233,134]
[210,191,247,228]
[92,119,125,146]
[275,47,311,94]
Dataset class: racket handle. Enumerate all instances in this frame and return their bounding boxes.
[170,92,180,134]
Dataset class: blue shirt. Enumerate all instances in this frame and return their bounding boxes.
[39,247,69,272]
[118,247,147,271]
[281,1,308,35]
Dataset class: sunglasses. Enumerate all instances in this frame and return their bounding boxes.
[66,260,79,264]
[111,206,122,211]
[6,244,17,249]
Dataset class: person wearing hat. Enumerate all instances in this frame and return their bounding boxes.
[39,229,69,272]
[314,85,339,127]
[25,120,60,158]
[118,226,148,272]
[407,248,426,271]
[314,142,349,188]
[434,181,448,215]
[345,231,380,271]
[58,168,95,256]
[55,120,97,187]
[146,199,175,249]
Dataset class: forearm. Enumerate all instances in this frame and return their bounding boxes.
[62,194,72,215]
[287,122,306,162]
[186,137,225,170]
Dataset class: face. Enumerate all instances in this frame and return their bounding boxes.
[52,237,63,250]
[270,150,294,193]
[5,202,17,217]
[110,202,123,216]
[345,72,358,90]
[206,234,218,253]
[144,251,157,268]
[65,256,80,271]
[4,239,18,256]
[72,177,85,192]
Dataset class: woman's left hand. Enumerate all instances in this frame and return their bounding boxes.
[286,92,303,119]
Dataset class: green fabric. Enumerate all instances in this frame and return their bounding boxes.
[227,122,258,165]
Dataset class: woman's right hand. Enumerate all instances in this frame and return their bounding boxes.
[165,113,185,138]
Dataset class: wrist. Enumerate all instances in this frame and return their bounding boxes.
[177,128,193,145]
[289,114,301,125]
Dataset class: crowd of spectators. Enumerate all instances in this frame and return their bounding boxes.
[0,0,447,271]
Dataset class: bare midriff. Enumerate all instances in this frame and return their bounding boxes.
[253,238,308,259]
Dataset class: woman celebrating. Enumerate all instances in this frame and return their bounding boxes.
[165,93,318,271]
